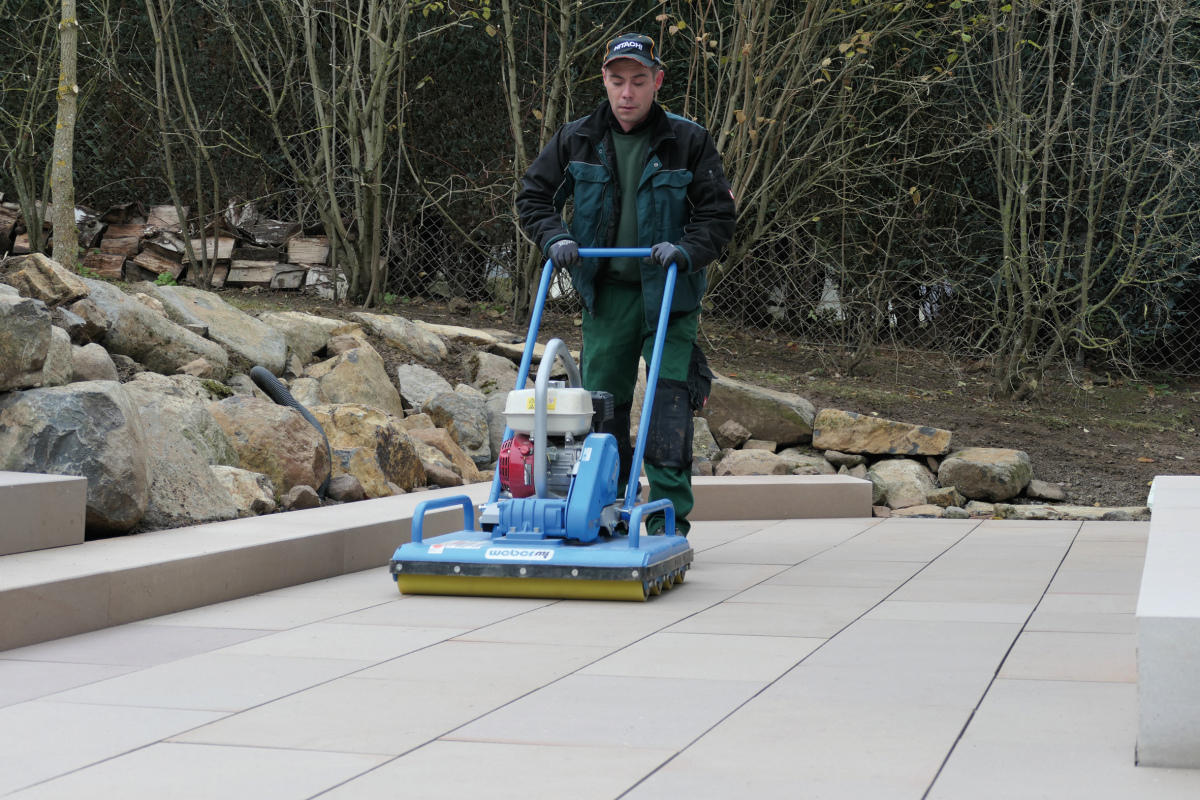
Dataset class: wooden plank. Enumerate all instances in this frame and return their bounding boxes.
[100,236,140,256]
[12,234,32,255]
[185,236,235,263]
[130,243,183,278]
[231,245,282,262]
[207,264,230,288]
[83,252,126,280]
[270,264,307,290]
[226,260,276,286]
[287,236,330,265]
[103,223,150,239]
[146,205,185,230]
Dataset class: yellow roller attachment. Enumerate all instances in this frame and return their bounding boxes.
[397,574,648,602]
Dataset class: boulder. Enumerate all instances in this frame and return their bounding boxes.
[406,427,483,483]
[938,447,1032,502]
[259,311,342,364]
[1025,479,1067,502]
[715,449,791,476]
[396,363,452,411]
[288,378,326,408]
[350,312,448,364]
[81,278,229,381]
[328,474,366,503]
[53,307,89,343]
[327,332,373,357]
[285,354,304,379]
[867,458,936,510]
[0,381,149,533]
[873,506,891,518]
[1,253,89,307]
[424,463,464,488]
[133,293,166,316]
[0,284,16,296]
[68,298,108,343]
[892,504,944,518]
[464,350,528,396]
[455,383,487,404]
[812,409,952,456]
[209,395,330,500]
[993,504,1150,522]
[310,404,426,496]
[41,326,74,387]
[823,450,867,469]
[210,466,276,517]
[847,464,868,480]
[927,486,967,508]
[964,501,996,517]
[124,372,240,468]
[944,506,971,520]
[307,347,405,417]
[692,458,714,476]
[701,378,816,447]
[71,343,120,383]
[413,320,504,346]
[485,393,509,463]
[423,391,491,467]
[142,284,288,376]
[0,293,51,391]
[714,419,752,449]
[227,373,270,401]
[866,472,888,506]
[692,417,721,461]
[743,439,777,452]
[411,438,458,477]
[777,448,835,476]
[176,357,218,379]
[283,484,321,510]
[398,412,435,432]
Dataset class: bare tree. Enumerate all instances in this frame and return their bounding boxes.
[50,0,80,268]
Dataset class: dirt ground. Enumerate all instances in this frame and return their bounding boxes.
[228,287,1200,509]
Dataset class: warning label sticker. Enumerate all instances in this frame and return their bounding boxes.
[524,397,556,410]
[428,540,490,553]
[485,547,555,561]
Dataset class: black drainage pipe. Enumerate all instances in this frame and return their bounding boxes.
[250,365,332,499]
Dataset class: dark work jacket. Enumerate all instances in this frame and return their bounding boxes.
[516,101,736,327]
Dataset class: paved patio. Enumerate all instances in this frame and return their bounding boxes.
[1,516,1196,799]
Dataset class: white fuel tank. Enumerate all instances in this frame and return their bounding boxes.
[504,387,594,436]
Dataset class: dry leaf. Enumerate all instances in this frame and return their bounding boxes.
[1138,457,1155,463]
[1147,385,1156,399]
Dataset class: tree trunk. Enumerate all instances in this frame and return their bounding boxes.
[50,0,79,269]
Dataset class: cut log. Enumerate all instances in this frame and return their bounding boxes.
[288,236,330,265]
[99,201,146,224]
[207,264,230,288]
[225,200,301,247]
[12,233,33,255]
[226,260,275,287]
[100,236,140,256]
[270,264,307,290]
[146,204,185,231]
[130,241,184,278]
[0,205,18,250]
[231,245,282,262]
[143,229,187,255]
[83,251,126,280]
[184,236,236,263]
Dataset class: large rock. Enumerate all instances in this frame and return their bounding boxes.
[41,326,74,387]
[287,377,327,408]
[1,253,89,307]
[423,391,491,466]
[938,447,1032,502]
[71,343,120,383]
[714,419,752,450]
[68,298,109,344]
[396,363,452,411]
[310,404,426,496]
[0,381,149,533]
[0,293,51,391]
[411,438,458,478]
[259,311,342,364]
[210,466,276,517]
[124,372,240,467]
[692,417,721,461]
[701,378,815,447]
[812,409,952,456]
[81,278,229,381]
[777,448,835,476]
[867,458,936,510]
[350,312,448,364]
[209,395,330,500]
[464,351,529,396]
[407,427,483,483]
[413,320,503,346]
[993,504,1150,522]
[306,347,404,417]
[485,392,509,462]
[715,449,791,476]
[143,284,287,376]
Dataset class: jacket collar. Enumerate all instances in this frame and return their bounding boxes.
[578,101,675,149]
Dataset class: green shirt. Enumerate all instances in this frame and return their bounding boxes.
[608,127,651,283]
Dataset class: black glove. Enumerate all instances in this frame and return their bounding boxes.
[643,242,685,270]
[549,239,580,269]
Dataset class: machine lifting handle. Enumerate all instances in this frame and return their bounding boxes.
[410,495,475,544]
[627,499,676,549]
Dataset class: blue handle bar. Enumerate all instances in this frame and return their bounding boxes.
[411,495,475,544]
[627,499,676,549]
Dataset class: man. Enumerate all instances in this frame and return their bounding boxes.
[516,33,736,536]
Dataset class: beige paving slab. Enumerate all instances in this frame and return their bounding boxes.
[888,577,1051,605]
[353,640,613,684]
[733,518,878,546]
[802,619,1024,676]
[217,622,467,662]
[1047,569,1143,595]
[44,651,372,712]
[0,623,268,667]
[0,661,137,709]
[1024,610,1136,635]
[765,558,926,588]
[772,661,996,709]
[685,519,774,552]
[1037,592,1138,614]
[1065,540,1150,557]
[1059,555,1145,573]
[0,701,226,796]
[916,556,1062,583]
[322,740,675,800]
[259,566,397,601]
[939,542,1068,561]
[1075,520,1151,542]
[966,522,1080,546]
[728,583,892,607]
[927,679,1200,799]
[138,594,384,631]
[6,742,386,800]
[458,590,731,648]
[445,674,764,750]
[998,631,1136,683]
[329,594,554,629]
[819,531,971,562]
[863,600,1034,625]
[696,541,838,565]
[174,675,527,756]
[679,561,787,592]
[580,631,823,682]
[667,600,866,639]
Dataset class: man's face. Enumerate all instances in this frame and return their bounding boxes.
[603,59,663,132]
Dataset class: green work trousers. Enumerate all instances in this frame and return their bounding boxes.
[581,279,698,536]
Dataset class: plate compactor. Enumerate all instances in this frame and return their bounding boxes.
[390,249,693,601]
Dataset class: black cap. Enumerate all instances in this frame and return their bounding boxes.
[602,34,660,69]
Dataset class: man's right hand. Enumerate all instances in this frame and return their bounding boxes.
[549,239,581,269]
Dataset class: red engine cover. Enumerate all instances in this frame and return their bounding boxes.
[498,433,535,498]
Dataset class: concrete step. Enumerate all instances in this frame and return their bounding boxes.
[0,471,87,557]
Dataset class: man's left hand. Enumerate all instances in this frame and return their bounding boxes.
[644,242,684,270]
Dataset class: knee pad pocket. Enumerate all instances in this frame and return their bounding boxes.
[645,378,693,470]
